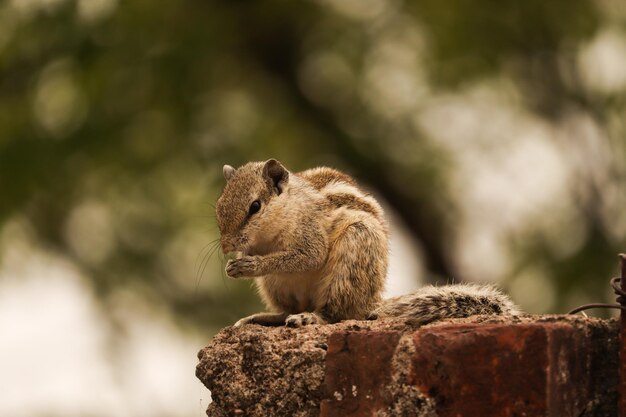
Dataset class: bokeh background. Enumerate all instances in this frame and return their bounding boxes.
[1,0,626,415]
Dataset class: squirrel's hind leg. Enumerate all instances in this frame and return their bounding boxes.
[233,312,289,327]
[319,221,387,323]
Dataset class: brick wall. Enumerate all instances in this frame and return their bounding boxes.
[196,315,618,417]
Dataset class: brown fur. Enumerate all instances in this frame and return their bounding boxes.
[216,159,518,327]
[368,284,520,324]
[216,159,388,326]
[326,193,380,219]
[299,167,357,190]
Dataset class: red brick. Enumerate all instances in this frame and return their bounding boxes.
[410,323,597,417]
[320,331,401,417]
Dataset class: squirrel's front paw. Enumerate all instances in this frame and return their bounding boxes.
[286,312,323,327]
[226,256,260,278]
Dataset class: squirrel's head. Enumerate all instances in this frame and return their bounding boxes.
[216,159,289,255]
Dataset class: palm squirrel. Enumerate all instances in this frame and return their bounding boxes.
[216,159,519,327]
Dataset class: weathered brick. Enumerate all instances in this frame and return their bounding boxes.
[410,322,618,417]
[320,331,401,417]
[196,316,618,416]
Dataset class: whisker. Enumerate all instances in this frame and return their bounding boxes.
[196,242,222,291]
[194,238,220,271]
[189,214,218,221]
[195,240,220,291]
[194,244,215,288]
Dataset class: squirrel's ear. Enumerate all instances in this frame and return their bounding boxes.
[263,159,289,194]
[223,165,236,181]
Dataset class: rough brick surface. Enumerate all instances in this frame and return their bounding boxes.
[410,320,619,417]
[320,331,401,416]
[196,320,410,417]
[196,316,618,417]
[412,324,548,416]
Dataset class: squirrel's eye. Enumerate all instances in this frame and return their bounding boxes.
[248,200,261,215]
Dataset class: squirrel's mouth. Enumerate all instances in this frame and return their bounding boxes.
[230,245,255,257]
[242,242,272,257]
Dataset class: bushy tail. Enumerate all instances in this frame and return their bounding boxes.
[368,284,520,325]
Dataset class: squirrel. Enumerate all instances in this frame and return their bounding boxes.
[215,159,519,327]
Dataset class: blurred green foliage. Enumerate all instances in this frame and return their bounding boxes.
[1,0,625,329]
